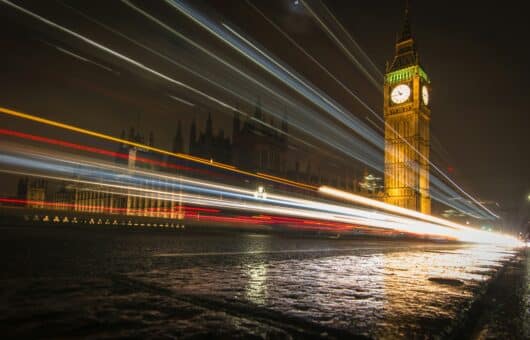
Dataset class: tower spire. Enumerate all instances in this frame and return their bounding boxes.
[387,0,418,72]
[398,0,412,42]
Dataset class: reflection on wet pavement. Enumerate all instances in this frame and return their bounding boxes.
[0,226,519,338]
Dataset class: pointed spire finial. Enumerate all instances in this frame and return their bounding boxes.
[388,0,418,72]
[399,0,412,42]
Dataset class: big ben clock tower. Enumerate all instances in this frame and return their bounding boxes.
[384,2,431,214]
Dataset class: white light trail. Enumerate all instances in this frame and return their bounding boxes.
[168,94,195,107]
[1,0,502,220]
[114,1,383,176]
[317,0,383,80]
[56,0,385,172]
[299,0,382,90]
[0,145,521,247]
[221,23,344,116]
[245,0,380,120]
[44,41,118,74]
[318,186,516,245]
[167,0,382,149]
[0,0,245,121]
[59,0,323,153]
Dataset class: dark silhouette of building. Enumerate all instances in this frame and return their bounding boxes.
[189,113,231,164]
[182,101,368,193]
[172,121,184,153]
[232,100,288,174]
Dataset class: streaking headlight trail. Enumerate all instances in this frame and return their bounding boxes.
[0,141,521,247]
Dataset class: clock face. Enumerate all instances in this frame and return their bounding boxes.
[390,84,411,104]
[422,85,429,105]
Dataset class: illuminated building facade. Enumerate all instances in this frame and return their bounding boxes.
[15,103,373,216]
[383,5,431,213]
[17,178,47,208]
[69,130,183,218]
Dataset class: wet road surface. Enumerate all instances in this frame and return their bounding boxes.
[0,225,521,338]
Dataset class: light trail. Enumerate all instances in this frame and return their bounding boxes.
[0,166,450,240]
[0,107,316,190]
[0,102,492,220]
[0,166,364,233]
[318,186,513,244]
[0,139,393,225]
[4,165,515,245]
[0,145,521,246]
[0,128,204,175]
[0,0,268,138]
[221,22,343,116]
[0,0,501,219]
[0,197,219,216]
[116,0,385,169]
[1,142,343,219]
[0,104,495,221]
[299,0,382,90]
[3,0,349,185]
[0,129,322,215]
[1,143,359,221]
[316,0,383,81]
[58,1,323,152]
[0,197,373,233]
[168,94,195,107]
[41,40,118,75]
[120,0,379,166]
[245,0,380,120]
[166,0,383,150]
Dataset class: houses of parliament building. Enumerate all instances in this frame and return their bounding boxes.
[16,101,378,217]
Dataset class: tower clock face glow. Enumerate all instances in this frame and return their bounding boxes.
[422,85,429,105]
[390,84,411,104]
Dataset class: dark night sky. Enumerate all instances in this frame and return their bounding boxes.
[0,0,528,227]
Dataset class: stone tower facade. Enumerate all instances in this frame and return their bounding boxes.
[383,3,431,214]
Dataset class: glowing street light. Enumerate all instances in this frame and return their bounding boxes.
[254,185,267,199]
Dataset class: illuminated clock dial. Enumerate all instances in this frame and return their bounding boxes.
[390,84,411,104]
[422,85,429,105]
